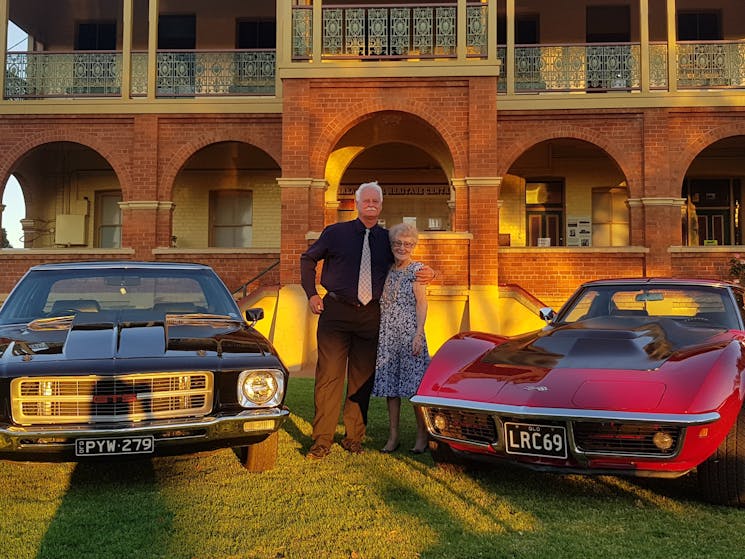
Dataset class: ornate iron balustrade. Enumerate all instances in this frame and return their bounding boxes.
[291,2,487,60]
[5,51,121,99]
[133,50,276,97]
[677,41,745,89]
[4,50,275,99]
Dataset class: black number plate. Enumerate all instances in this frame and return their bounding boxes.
[504,422,568,459]
[75,435,155,456]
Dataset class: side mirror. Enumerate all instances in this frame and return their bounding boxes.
[539,307,556,322]
[245,307,264,326]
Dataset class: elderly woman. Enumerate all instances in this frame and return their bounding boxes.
[372,222,430,454]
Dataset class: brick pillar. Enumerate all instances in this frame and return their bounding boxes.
[467,176,502,286]
[627,198,645,247]
[640,197,684,277]
[119,201,174,260]
[451,178,468,232]
[278,178,313,286]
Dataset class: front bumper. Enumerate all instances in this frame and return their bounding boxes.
[0,407,289,460]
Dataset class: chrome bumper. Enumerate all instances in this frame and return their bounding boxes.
[0,407,289,455]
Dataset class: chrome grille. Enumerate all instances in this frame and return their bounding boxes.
[572,421,682,456]
[11,372,213,425]
[424,407,498,445]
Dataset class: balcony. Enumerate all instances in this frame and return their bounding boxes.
[5,50,276,99]
[2,0,744,104]
[496,40,745,94]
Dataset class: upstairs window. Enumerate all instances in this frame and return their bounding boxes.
[237,19,276,49]
[75,22,116,50]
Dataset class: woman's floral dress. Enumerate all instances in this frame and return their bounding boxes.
[372,261,430,398]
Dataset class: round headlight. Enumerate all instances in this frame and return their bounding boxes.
[652,431,674,451]
[433,413,448,432]
[241,371,278,405]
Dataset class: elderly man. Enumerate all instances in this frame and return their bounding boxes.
[300,181,432,459]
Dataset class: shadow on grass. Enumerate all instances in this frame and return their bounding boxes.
[35,459,172,559]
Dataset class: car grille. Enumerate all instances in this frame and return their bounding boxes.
[11,372,213,425]
[572,421,682,456]
[424,407,498,445]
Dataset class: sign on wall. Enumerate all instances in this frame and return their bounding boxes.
[567,217,592,247]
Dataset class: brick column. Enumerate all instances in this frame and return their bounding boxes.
[639,197,684,277]
[467,176,502,286]
[451,178,468,232]
[119,201,174,260]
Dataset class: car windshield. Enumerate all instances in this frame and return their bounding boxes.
[557,284,741,330]
[0,267,241,325]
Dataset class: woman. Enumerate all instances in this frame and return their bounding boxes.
[372,222,430,454]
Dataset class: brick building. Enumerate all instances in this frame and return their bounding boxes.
[0,0,744,371]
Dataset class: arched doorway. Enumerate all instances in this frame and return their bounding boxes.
[681,136,745,246]
[503,138,628,247]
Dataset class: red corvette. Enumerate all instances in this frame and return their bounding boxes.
[412,278,745,506]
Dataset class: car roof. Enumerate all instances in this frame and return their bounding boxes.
[580,277,736,289]
[27,261,212,272]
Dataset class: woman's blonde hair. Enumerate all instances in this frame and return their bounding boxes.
[388,221,419,243]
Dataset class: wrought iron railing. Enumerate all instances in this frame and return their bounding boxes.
[676,40,745,89]
[292,2,488,60]
[497,40,745,94]
[136,50,276,97]
[4,49,276,99]
[5,51,121,99]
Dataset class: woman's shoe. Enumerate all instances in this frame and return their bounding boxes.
[409,446,428,454]
[379,442,400,454]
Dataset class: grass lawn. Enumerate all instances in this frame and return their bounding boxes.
[2,376,745,559]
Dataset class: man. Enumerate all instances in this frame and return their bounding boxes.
[300,181,432,459]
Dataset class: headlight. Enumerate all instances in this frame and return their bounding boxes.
[237,369,285,408]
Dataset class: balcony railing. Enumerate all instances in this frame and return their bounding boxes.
[292,2,488,60]
[5,49,276,99]
[497,40,745,93]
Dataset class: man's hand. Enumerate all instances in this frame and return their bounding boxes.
[308,294,324,315]
[414,265,436,285]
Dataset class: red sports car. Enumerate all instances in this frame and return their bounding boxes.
[412,278,745,506]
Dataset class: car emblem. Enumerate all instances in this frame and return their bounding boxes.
[523,386,548,391]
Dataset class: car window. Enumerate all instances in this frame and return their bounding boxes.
[559,284,738,329]
[0,268,239,325]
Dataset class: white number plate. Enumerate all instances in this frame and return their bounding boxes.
[504,422,567,459]
[75,435,155,456]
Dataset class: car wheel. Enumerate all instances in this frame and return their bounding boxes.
[698,410,745,506]
[429,439,466,472]
[237,431,278,472]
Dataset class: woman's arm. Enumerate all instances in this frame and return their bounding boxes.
[412,279,428,356]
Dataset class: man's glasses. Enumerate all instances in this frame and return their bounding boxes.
[392,240,416,249]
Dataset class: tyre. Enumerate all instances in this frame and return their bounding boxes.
[237,431,278,472]
[698,410,745,506]
[429,439,466,473]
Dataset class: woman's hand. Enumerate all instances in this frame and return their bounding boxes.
[412,332,424,355]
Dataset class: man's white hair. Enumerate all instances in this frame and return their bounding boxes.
[355,181,383,202]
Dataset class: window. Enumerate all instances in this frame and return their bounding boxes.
[592,187,629,246]
[237,19,276,49]
[75,22,116,50]
[158,15,196,49]
[210,190,252,248]
[96,191,121,248]
[678,11,722,41]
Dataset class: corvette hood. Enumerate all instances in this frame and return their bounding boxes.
[433,318,734,412]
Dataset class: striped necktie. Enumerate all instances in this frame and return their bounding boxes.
[357,228,372,305]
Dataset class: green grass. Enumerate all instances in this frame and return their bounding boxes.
[2,376,745,559]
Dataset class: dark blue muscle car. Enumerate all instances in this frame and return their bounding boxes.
[0,261,289,471]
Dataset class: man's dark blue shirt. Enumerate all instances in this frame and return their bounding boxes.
[301,218,393,304]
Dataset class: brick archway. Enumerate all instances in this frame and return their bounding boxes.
[498,128,637,197]
[0,132,130,198]
[310,103,466,180]
[159,134,281,201]
[671,124,745,190]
